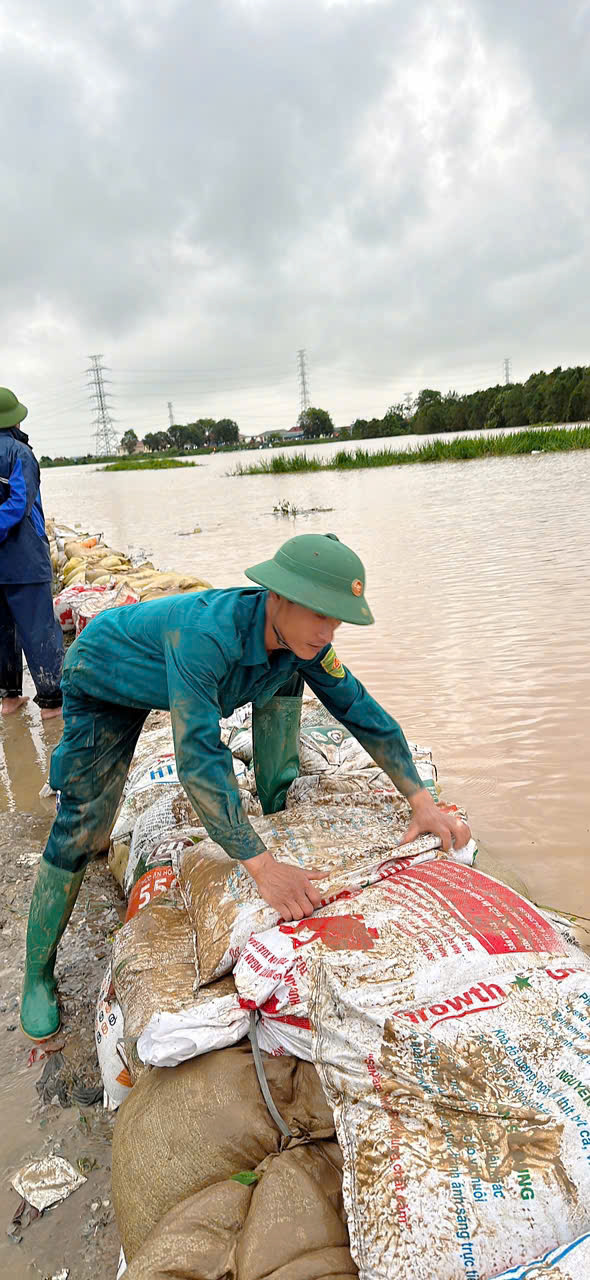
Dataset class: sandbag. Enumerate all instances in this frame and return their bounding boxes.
[125,824,201,904]
[112,1043,335,1263]
[285,773,409,809]
[54,583,110,631]
[110,746,185,889]
[74,580,139,633]
[298,725,437,793]
[111,886,246,1074]
[178,805,475,986]
[111,890,198,1080]
[136,975,247,1070]
[234,848,469,1061]
[111,749,258,894]
[124,1141,356,1279]
[299,723,371,774]
[95,964,133,1111]
[309,862,590,1280]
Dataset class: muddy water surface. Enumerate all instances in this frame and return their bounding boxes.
[1,436,589,1275]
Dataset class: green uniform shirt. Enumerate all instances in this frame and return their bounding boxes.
[63,587,423,859]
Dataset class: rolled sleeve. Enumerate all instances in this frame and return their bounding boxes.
[302,650,424,798]
[164,627,266,860]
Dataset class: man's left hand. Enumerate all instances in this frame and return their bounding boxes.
[399,789,471,852]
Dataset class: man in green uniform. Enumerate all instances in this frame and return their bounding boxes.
[21,533,470,1040]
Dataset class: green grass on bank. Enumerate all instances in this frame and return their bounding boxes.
[101,457,197,472]
[232,426,590,476]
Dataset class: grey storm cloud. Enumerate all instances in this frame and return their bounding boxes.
[0,0,588,450]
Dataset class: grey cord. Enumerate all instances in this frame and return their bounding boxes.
[248,1010,293,1139]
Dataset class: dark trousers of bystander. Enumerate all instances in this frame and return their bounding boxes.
[0,581,64,708]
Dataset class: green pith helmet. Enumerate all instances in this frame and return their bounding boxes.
[0,387,28,430]
[246,533,374,625]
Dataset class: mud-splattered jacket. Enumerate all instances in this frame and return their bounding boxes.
[63,587,423,860]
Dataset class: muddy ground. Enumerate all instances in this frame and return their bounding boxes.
[0,803,124,1280]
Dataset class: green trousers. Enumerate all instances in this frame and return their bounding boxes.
[22,679,303,1038]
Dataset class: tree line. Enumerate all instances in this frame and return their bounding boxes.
[257,364,590,443]
[120,417,240,454]
[349,364,590,439]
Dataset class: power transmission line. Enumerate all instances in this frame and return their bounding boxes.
[86,355,119,456]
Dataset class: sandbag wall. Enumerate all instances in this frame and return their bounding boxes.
[46,518,211,637]
[103,698,590,1280]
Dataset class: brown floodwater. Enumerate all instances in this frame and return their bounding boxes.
[1,434,590,1275]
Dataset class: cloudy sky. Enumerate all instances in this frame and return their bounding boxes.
[1,0,589,454]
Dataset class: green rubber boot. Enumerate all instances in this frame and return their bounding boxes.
[253,677,303,815]
[20,859,86,1041]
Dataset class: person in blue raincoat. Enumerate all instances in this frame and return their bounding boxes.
[0,387,64,719]
[20,532,471,1041]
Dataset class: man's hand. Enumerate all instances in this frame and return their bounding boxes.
[245,850,327,920]
[400,789,471,852]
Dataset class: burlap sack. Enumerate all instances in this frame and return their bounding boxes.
[124,1141,356,1279]
[112,1043,335,1262]
[111,890,198,1081]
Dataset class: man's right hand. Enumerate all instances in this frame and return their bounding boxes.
[245,850,326,920]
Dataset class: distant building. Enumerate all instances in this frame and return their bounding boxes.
[257,429,290,443]
[254,426,305,443]
[117,438,149,456]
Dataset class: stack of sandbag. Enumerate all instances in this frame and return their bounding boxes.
[111,1042,346,1278]
[162,854,590,1277]
[98,707,264,1106]
[96,702,475,1102]
[101,803,476,1093]
[99,698,590,1279]
[122,1141,355,1280]
[48,519,212,635]
[110,852,590,1278]
[45,519,98,579]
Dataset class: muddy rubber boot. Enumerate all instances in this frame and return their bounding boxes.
[20,859,86,1041]
[253,677,303,815]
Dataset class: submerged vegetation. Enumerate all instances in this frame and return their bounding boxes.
[233,426,590,476]
[101,457,197,472]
